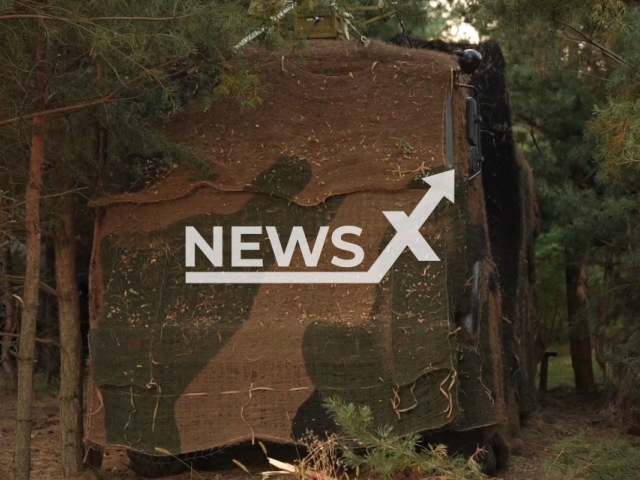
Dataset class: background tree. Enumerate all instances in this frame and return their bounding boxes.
[0,1,276,477]
[467,0,640,392]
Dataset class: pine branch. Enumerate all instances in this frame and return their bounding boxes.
[560,23,628,66]
[0,56,187,128]
[0,14,192,22]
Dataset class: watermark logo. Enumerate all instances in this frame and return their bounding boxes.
[185,170,454,284]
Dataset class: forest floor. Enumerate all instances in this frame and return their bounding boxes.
[1,356,639,480]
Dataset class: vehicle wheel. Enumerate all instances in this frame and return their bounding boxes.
[478,442,497,476]
[492,431,510,472]
[479,433,509,477]
[127,450,188,478]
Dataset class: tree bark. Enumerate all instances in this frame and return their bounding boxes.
[565,247,595,391]
[55,180,84,477]
[14,23,47,480]
[595,250,613,373]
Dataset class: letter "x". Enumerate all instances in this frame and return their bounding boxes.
[367,171,454,279]
[382,211,440,261]
[378,170,455,265]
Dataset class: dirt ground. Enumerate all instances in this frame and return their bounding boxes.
[2,388,639,480]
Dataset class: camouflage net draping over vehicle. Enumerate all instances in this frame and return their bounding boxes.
[390,34,541,437]
[85,41,536,456]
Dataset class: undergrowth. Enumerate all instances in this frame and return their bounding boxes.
[607,347,640,432]
[543,433,640,480]
[320,397,486,480]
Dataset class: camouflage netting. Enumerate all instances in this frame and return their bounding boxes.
[391,36,541,434]
[85,40,534,456]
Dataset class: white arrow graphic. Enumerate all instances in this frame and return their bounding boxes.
[186,169,454,284]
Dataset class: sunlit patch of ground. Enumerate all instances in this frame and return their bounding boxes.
[537,344,604,390]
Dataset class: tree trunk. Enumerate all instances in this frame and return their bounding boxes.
[595,250,613,373]
[92,57,108,188]
[1,239,17,389]
[565,247,595,391]
[15,24,47,480]
[55,180,84,477]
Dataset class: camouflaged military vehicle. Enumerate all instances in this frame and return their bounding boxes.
[85,40,539,477]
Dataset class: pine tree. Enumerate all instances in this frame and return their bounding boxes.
[0,1,271,477]
[467,0,640,390]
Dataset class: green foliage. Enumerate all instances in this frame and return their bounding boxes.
[535,229,568,342]
[469,6,618,255]
[298,0,458,42]
[214,67,266,109]
[587,8,640,182]
[464,1,640,370]
[471,0,627,28]
[539,344,604,388]
[395,138,414,155]
[544,433,640,480]
[355,0,447,42]
[470,0,640,182]
[606,346,640,426]
[0,0,291,230]
[324,397,485,480]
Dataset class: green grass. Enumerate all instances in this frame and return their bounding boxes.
[324,397,486,480]
[544,434,640,480]
[538,344,604,390]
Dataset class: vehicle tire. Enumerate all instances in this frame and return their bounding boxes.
[479,442,498,476]
[479,432,510,477]
[127,450,188,478]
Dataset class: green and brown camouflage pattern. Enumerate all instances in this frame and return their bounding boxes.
[85,41,535,455]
